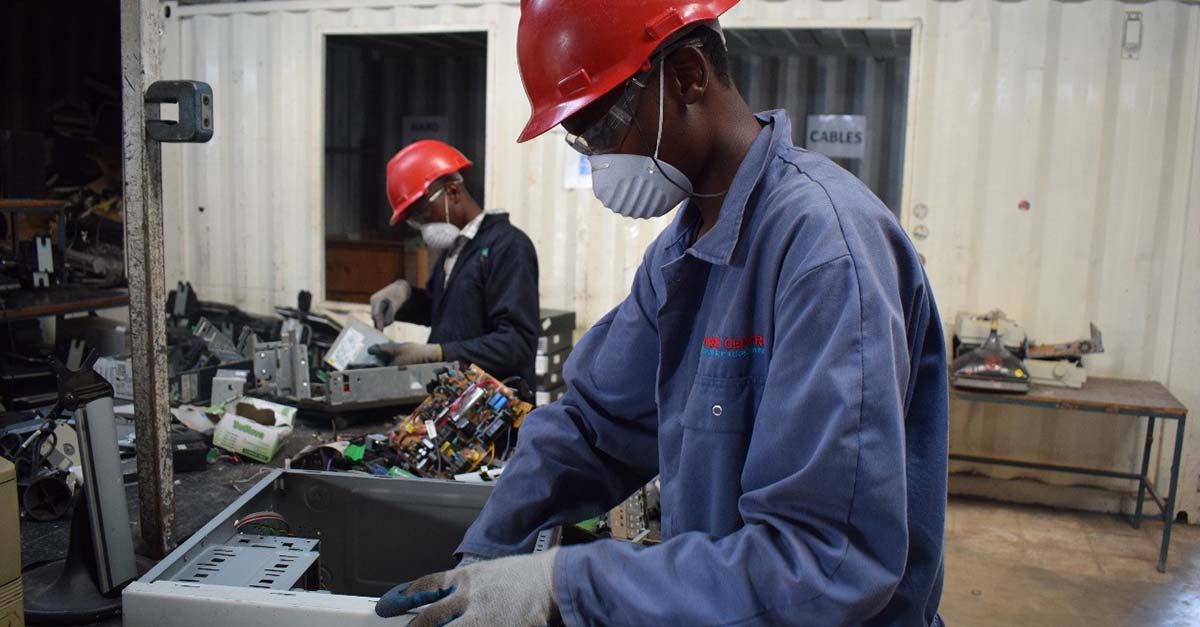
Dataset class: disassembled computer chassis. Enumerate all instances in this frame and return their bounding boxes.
[123,469,557,626]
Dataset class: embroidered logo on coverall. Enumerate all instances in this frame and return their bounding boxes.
[701,335,766,358]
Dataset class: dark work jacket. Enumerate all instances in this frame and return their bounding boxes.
[396,213,539,388]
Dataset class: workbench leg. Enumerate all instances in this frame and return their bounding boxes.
[1158,414,1186,573]
[1134,415,1155,528]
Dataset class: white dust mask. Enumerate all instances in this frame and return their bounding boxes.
[588,62,707,219]
[420,193,461,249]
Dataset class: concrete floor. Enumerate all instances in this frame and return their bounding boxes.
[942,497,1200,626]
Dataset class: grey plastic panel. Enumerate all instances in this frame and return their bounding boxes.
[75,396,137,593]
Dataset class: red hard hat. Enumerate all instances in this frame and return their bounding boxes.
[385,140,473,225]
[516,0,739,143]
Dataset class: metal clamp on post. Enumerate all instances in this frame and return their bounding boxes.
[145,80,214,143]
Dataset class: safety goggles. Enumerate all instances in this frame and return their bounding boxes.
[404,187,447,229]
[564,76,648,156]
[564,37,705,156]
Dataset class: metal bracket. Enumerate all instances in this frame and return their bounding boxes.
[67,338,86,370]
[252,333,311,400]
[533,527,561,553]
[210,369,249,406]
[168,281,198,320]
[1122,12,1142,60]
[145,80,214,143]
[167,535,319,591]
[194,317,245,362]
[35,235,54,273]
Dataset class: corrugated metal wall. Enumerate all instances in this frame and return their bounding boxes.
[161,0,1200,523]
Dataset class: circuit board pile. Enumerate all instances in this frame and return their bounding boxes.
[608,480,661,544]
[389,365,532,479]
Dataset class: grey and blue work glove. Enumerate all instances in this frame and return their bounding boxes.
[368,342,442,367]
[370,280,412,330]
[375,548,559,627]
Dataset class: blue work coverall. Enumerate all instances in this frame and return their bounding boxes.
[456,111,949,626]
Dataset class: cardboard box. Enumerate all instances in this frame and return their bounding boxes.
[211,398,296,463]
[0,457,24,627]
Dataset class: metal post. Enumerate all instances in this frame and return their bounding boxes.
[1134,415,1155,528]
[1159,414,1187,573]
[120,0,175,557]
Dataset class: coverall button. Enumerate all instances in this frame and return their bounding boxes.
[712,405,723,416]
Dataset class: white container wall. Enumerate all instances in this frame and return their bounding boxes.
[161,0,1200,524]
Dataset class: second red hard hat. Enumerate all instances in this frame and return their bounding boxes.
[385,140,473,225]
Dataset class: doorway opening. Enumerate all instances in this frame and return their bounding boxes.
[725,28,912,216]
[322,32,487,303]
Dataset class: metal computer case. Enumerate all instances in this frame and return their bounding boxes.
[123,470,506,626]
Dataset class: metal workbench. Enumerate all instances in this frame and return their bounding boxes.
[951,377,1188,572]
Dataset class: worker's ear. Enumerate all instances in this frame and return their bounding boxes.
[444,179,463,203]
[667,46,708,106]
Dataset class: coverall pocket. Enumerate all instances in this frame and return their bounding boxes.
[680,375,762,434]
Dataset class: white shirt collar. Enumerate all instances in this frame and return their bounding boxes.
[458,210,491,242]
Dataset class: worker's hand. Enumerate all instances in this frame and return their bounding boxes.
[370,280,412,330]
[368,342,442,367]
[375,548,559,627]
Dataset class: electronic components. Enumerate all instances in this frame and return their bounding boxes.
[608,480,661,544]
[251,332,311,399]
[389,365,532,479]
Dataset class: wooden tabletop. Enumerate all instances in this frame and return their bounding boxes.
[952,376,1187,417]
[0,199,65,209]
[0,287,129,321]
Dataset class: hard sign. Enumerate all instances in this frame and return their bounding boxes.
[806,114,867,159]
[401,116,451,146]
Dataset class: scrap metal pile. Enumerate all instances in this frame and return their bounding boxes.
[93,282,449,415]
